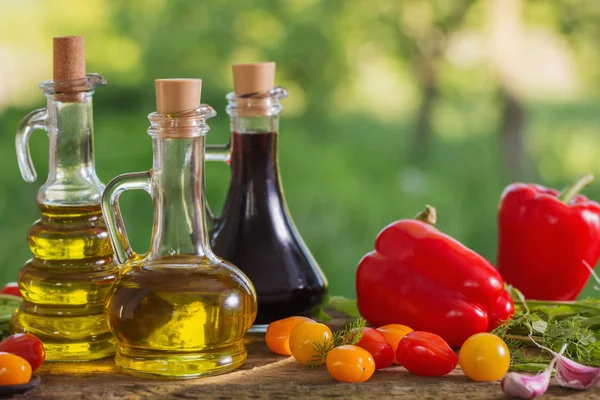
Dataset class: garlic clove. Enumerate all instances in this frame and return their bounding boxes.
[500,342,562,400]
[555,355,600,390]
[501,367,552,399]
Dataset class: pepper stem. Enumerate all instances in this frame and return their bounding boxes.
[415,205,437,225]
[557,173,594,204]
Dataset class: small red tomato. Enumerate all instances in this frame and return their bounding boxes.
[356,327,394,369]
[0,334,45,371]
[0,283,21,297]
[396,331,457,377]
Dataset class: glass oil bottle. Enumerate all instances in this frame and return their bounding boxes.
[102,79,257,378]
[12,36,118,361]
[207,63,328,331]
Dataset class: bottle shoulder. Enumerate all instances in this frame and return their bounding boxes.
[116,255,256,292]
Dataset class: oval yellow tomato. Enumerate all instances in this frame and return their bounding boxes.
[289,321,333,365]
[0,352,32,385]
[265,316,314,355]
[326,345,375,383]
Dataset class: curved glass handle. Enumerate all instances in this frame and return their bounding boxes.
[205,143,230,163]
[15,108,48,183]
[204,143,231,225]
[101,171,152,265]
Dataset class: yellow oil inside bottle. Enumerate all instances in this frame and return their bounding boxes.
[105,255,257,378]
[11,204,119,361]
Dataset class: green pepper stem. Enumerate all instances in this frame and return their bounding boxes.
[415,205,437,225]
[558,173,594,204]
[519,299,600,312]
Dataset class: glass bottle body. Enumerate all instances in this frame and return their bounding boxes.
[210,90,327,329]
[12,76,117,361]
[103,108,257,378]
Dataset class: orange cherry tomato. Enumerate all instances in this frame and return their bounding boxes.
[289,321,333,364]
[0,352,31,385]
[377,324,413,364]
[458,333,510,381]
[326,345,375,383]
[265,316,314,355]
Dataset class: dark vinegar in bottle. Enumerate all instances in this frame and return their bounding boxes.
[211,131,327,325]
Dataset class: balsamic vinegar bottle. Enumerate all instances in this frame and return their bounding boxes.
[208,63,327,330]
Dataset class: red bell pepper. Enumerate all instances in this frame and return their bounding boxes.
[497,174,600,301]
[356,206,514,348]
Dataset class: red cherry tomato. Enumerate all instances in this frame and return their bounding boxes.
[356,327,394,369]
[0,334,45,371]
[396,331,457,377]
[0,283,21,297]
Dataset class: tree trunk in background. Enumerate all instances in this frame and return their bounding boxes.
[412,58,438,160]
[407,1,474,160]
[500,89,525,178]
[490,0,526,180]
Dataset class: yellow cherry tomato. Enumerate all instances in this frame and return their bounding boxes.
[289,321,333,364]
[377,324,413,364]
[326,345,375,383]
[265,316,314,355]
[0,352,32,385]
[458,333,510,381]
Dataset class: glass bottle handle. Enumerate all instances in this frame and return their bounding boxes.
[204,143,231,224]
[205,143,230,163]
[101,171,152,265]
[15,108,48,183]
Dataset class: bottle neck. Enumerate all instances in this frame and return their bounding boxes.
[230,114,280,135]
[148,136,212,259]
[228,114,281,187]
[41,92,103,205]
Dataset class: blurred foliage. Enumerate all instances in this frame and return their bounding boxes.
[0,0,600,298]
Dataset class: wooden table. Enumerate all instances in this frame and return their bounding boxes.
[15,333,600,399]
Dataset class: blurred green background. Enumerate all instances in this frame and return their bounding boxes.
[1,0,600,298]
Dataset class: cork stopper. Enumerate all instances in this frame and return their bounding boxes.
[232,62,275,96]
[155,79,202,114]
[53,36,86,83]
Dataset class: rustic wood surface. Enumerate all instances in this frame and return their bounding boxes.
[11,330,600,399]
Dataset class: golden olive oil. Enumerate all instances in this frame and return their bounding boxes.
[11,204,118,361]
[105,256,256,378]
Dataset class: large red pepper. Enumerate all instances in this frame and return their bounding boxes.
[497,174,600,301]
[356,206,513,348]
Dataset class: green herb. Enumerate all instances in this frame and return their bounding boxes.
[328,297,360,318]
[305,317,366,369]
[493,287,600,370]
[312,296,359,322]
[0,295,22,340]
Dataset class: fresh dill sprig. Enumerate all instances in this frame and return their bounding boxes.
[493,287,600,370]
[305,317,367,369]
[332,317,367,347]
[305,337,335,370]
